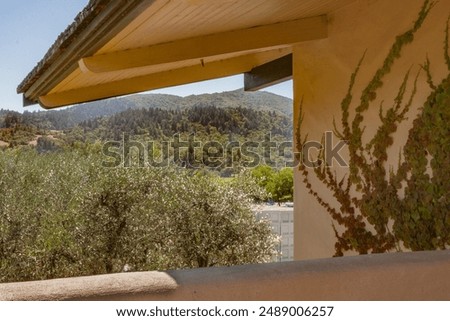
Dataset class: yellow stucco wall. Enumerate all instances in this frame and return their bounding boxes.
[293,0,449,260]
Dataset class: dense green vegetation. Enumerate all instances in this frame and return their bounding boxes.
[1,91,294,175]
[78,104,291,141]
[0,148,279,282]
[0,90,293,282]
[0,112,42,147]
[251,165,294,204]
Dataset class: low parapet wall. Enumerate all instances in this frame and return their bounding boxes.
[1,250,449,300]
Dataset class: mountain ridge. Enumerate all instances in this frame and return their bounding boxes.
[8,89,292,129]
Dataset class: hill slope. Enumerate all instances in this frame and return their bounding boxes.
[14,89,292,129]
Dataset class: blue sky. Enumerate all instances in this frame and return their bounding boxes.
[1,1,292,112]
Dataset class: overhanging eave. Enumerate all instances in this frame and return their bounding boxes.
[39,48,292,108]
[78,15,327,73]
[19,0,156,106]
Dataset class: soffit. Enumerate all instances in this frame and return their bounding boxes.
[20,0,355,108]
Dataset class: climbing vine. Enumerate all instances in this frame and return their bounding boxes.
[296,0,449,256]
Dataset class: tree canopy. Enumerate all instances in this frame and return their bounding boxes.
[252,165,294,204]
[0,149,279,282]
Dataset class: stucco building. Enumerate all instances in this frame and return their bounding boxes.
[7,0,450,300]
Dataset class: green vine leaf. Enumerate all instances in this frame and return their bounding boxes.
[297,0,449,255]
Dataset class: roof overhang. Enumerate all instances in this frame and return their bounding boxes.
[18,0,354,109]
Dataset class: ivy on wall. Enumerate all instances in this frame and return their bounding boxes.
[296,0,449,256]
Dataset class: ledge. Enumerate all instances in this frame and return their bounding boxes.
[1,250,449,300]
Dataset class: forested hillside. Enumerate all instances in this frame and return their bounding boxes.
[0,90,294,282]
[1,89,292,130]
[78,105,292,141]
[1,90,293,171]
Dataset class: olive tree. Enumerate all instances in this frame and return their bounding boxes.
[80,168,279,271]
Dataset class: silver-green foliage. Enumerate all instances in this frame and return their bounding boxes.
[0,149,278,282]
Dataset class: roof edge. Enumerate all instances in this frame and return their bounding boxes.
[18,0,154,105]
[17,0,111,95]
